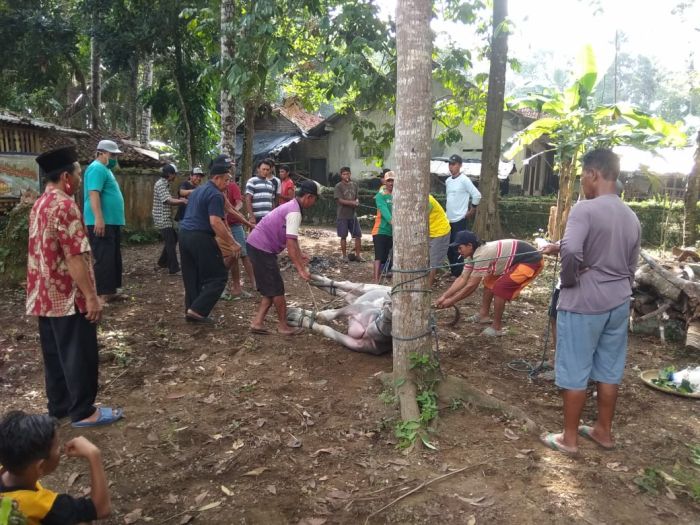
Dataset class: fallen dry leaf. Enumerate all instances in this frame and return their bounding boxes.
[666,486,677,500]
[198,501,222,511]
[454,494,494,507]
[266,484,277,495]
[310,447,344,458]
[67,472,80,487]
[242,466,268,477]
[503,428,519,441]
[231,439,245,450]
[387,458,410,466]
[194,491,209,505]
[221,485,233,496]
[178,515,193,525]
[286,436,302,448]
[166,392,186,400]
[467,516,476,525]
[165,493,178,504]
[123,508,143,524]
[605,462,629,473]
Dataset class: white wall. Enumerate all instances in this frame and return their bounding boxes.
[326,108,528,185]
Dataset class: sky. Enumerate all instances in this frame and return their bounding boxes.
[376,0,700,76]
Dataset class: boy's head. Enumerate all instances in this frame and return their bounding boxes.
[0,411,60,476]
[340,167,351,183]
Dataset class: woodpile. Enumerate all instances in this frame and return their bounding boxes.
[632,248,700,350]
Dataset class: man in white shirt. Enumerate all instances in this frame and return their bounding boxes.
[445,154,481,277]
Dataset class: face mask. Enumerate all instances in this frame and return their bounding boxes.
[107,158,118,170]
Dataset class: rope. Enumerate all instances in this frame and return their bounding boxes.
[506,255,559,379]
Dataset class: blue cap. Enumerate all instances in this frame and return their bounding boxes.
[449,230,479,249]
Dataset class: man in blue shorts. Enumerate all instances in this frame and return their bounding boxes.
[540,149,641,456]
[334,167,363,261]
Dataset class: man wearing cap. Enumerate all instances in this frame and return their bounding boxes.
[436,231,543,337]
[246,180,318,336]
[152,163,187,274]
[179,155,241,323]
[28,146,123,427]
[445,154,481,278]
[83,139,126,304]
[175,167,203,222]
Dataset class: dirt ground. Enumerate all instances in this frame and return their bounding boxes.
[1,228,699,524]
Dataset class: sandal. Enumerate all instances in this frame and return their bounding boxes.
[539,432,578,456]
[72,407,124,428]
[465,314,493,324]
[578,425,615,450]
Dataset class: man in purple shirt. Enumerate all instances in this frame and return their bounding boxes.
[246,180,319,335]
[541,149,641,456]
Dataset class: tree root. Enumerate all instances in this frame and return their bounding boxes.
[379,373,539,434]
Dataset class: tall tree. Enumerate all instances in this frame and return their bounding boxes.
[220,0,236,160]
[684,130,700,245]
[473,0,508,240]
[140,56,153,145]
[392,0,435,435]
[90,11,101,129]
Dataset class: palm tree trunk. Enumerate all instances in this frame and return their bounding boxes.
[683,131,700,246]
[241,100,256,189]
[393,0,434,425]
[220,0,237,163]
[90,30,101,129]
[140,57,153,145]
[128,55,139,139]
[474,0,508,241]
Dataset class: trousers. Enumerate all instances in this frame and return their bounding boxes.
[179,230,228,316]
[38,313,98,422]
[87,225,123,295]
[447,218,468,277]
[158,227,180,274]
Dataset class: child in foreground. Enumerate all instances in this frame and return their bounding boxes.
[0,411,111,524]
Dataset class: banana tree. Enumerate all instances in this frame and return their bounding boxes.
[505,45,686,240]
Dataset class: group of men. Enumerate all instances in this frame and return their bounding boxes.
[25,140,640,463]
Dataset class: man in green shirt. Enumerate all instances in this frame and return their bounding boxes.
[83,139,126,304]
[372,170,394,283]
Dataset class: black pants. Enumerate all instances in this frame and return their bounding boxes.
[158,227,180,273]
[179,230,228,317]
[88,225,123,295]
[38,314,98,422]
[447,218,468,277]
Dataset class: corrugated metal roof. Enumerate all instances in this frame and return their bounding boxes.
[0,111,88,136]
[235,132,302,159]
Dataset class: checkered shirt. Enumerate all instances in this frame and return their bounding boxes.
[152,178,173,229]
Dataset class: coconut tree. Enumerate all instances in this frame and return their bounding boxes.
[505,45,686,240]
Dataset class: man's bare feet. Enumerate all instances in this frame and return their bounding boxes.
[277,325,304,336]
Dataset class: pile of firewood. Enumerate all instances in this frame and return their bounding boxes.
[632,248,700,350]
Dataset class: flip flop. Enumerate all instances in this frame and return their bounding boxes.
[481,327,506,337]
[578,425,615,450]
[465,314,493,324]
[250,326,272,335]
[539,432,578,456]
[72,407,124,428]
[279,327,304,336]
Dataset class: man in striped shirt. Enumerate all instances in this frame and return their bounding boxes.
[245,159,277,225]
[436,231,543,336]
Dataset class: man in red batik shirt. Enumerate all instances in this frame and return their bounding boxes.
[27,146,123,428]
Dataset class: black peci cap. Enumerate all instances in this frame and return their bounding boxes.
[35,146,78,174]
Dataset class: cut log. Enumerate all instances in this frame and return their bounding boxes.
[685,320,700,351]
[637,302,671,321]
[672,246,700,262]
[640,252,700,304]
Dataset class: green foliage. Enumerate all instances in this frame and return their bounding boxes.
[123,228,159,245]
[394,419,421,449]
[0,204,31,286]
[634,467,663,494]
[505,46,686,175]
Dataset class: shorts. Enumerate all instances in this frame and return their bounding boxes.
[230,224,248,257]
[555,300,631,389]
[549,287,561,319]
[483,260,544,301]
[246,243,284,297]
[337,217,362,238]
[429,233,450,268]
[373,234,393,263]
